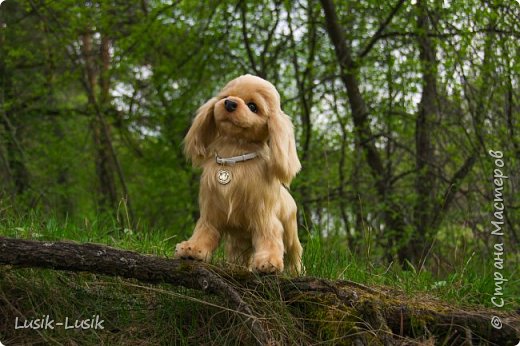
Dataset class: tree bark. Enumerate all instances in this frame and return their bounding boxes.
[98,33,136,225]
[80,30,135,224]
[81,31,119,212]
[405,0,438,264]
[287,3,316,234]
[319,0,408,259]
[0,23,29,196]
[0,236,272,345]
[1,236,518,345]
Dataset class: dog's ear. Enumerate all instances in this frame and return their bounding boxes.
[268,110,301,185]
[184,97,218,166]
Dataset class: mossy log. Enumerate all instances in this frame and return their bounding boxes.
[0,236,519,345]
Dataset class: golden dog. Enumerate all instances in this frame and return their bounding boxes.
[174,75,302,274]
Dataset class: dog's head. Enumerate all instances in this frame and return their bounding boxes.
[184,74,301,184]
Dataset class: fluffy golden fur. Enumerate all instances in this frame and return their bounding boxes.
[174,74,303,274]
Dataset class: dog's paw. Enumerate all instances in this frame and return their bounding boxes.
[252,254,284,273]
[174,241,208,261]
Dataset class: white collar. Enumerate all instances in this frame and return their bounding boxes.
[215,152,258,165]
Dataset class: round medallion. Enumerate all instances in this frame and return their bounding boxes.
[217,169,232,185]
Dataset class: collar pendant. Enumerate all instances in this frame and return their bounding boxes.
[217,169,232,185]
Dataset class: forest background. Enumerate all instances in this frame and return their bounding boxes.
[1,0,519,310]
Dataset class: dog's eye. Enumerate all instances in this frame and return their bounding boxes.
[247,102,258,113]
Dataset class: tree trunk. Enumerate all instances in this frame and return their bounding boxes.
[0,236,518,345]
[81,31,118,212]
[403,0,439,264]
[319,0,407,260]
[1,20,29,196]
[80,31,134,224]
[3,120,29,196]
[97,33,135,225]
[287,4,316,234]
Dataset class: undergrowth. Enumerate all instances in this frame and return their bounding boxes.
[0,212,518,344]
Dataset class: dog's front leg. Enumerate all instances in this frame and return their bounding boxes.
[174,220,220,262]
[251,219,284,273]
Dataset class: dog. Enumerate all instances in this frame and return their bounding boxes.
[174,74,303,274]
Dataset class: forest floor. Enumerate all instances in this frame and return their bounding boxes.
[0,216,519,345]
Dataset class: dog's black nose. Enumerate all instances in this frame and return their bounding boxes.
[224,99,238,112]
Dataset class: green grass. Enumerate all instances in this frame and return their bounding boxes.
[0,214,519,344]
[301,233,519,310]
[1,212,518,308]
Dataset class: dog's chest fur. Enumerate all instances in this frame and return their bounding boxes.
[199,159,276,228]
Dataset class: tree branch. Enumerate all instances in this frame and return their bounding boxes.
[239,0,261,77]
[432,153,477,229]
[358,0,407,58]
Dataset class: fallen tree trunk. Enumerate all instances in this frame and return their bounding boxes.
[0,236,519,345]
